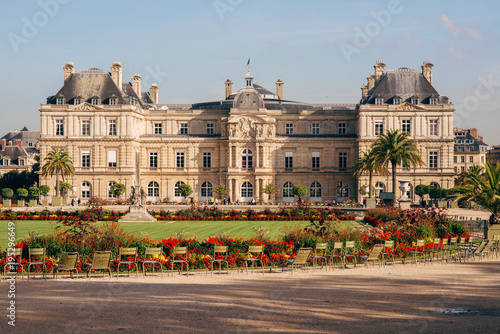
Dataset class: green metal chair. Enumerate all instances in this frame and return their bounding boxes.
[54,252,79,279]
[243,245,264,274]
[208,245,229,275]
[359,244,384,267]
[138,247,164,277]
[85,251,112,278]
[405,239,426,265]
[283,247,312,272]
[170,246,189,276]
[329,242,344,269]
[381,240,395,265]
[28,248,46,279]
[343,241,358,268]
[114,247,139,277]
[3,248,25,280]
[311,243,328,269]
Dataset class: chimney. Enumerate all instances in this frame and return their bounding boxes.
[8,141,12,146]
[367,74,375,91]
[63,62,76,81]
[276,79,284,100]
[225,79,233,99]
[469,128,478,139]
[110,61,123,90]
[374,60,386,82]
[14,140,22,149]
[1,139,5,150]
[149,84,159,104]
[361,84,368,98]
[422,61,433,85]
[132,74,142,98]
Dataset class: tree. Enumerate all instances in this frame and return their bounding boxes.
[354,148,388,199]
[414,184,429,206]
[455,165,483,186]
[21,126,29,131]
[110,183,126,198]
[261,184,279,202]
[450,162,500,227]
[39,185,50,199]
[292,185,307,203]
[59,182,72,197]
[16,188,28,200]
[41,147,75,197]
[212,185,228,200]
[178,184,193,199]
[1,188,14,199]
[371,129,423,204]
[28,186,39,199]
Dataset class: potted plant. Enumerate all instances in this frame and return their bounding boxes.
[292,185,307,205]
[28,186,39,207]
[39,185,50,206]
[16,188,28,207]
[178,184,193,204]
[1,188,14,207]
[261,184,279,204]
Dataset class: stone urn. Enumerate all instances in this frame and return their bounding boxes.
[398,180,411,209]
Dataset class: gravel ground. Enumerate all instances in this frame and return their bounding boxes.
[2,257,499,334]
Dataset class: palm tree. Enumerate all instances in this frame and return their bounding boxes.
[41,147,75,197]
[354,148,388,199]
[261,184,279,203]
[455,164,483,186]
[371,129,423,203]
[450,162,500,226]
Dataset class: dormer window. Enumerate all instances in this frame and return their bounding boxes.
[429,97,438,105]
[19,159,25,166]
[109,98,117,105]
[393,97,401,105]
[74,98,81,105]
[56,98,64,105]
[375,97,383,105]
[91,97,99,105]
[411,97,419,104]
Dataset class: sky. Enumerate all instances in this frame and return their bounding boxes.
[1,0,500,144]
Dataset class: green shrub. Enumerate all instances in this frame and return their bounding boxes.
[1,188,14,199]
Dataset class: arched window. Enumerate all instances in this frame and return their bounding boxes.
[201,182,212,197]
[108,182,116,198]
[148,181,159,197]
[282,182,294,198]
[81,182,91,198]
[174,181,185,197]
[310,182,322,198]
[241,182,253,198]
[430,182,440,188]
[337,182,349,198]
[241,149,253,169]
[375,182,385,198]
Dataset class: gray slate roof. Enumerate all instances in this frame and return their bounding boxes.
[361,68,448,105]
[47,68,153,105]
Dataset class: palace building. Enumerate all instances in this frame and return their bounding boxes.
[39,61,455,203]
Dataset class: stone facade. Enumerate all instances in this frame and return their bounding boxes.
[39,61,455,204]
[453,128,489,175]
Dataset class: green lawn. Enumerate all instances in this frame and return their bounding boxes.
[0,220,358,250]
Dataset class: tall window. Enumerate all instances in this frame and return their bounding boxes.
[374,120,384,136]
[81,120,90,136]
[338,152,347,169]
[453,156,457,163]
[81,150,90,168]
[108,119,117,136]
[285,152,293,169]
[283,182,294,198]
[203,152,211,169]
[109,98,116,105]
[206,123,214,135]
[241,182,253,198]
[56,119,64,136]
[176,152,185,168]
[180,123,188,135]
[429,120,438,136]
[311,123,320,135]
[429,151,438,169]
[469,156,474,163]
[285,123,294,135]
[310,182,322,198]
[149,152,158,168]
[81,182,91,198]
[201,182,212,197]
[108,150,117,167]
[174,181,185,197]
[108,182,116,198]
[375,182,384,197]
[154,123,162,134]
[460,156,465,163]
[402,120,411,134]
[338,122,347,135]
[337,182,349,197]
[312,152,320,170]
[242,149,253,169]
[148,181,159,197]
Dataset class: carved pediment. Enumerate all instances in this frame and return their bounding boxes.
[390,102,425,111]
[69,102,103,111]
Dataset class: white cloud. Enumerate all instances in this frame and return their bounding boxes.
[446,42,466,60]
[437,14,484,41]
